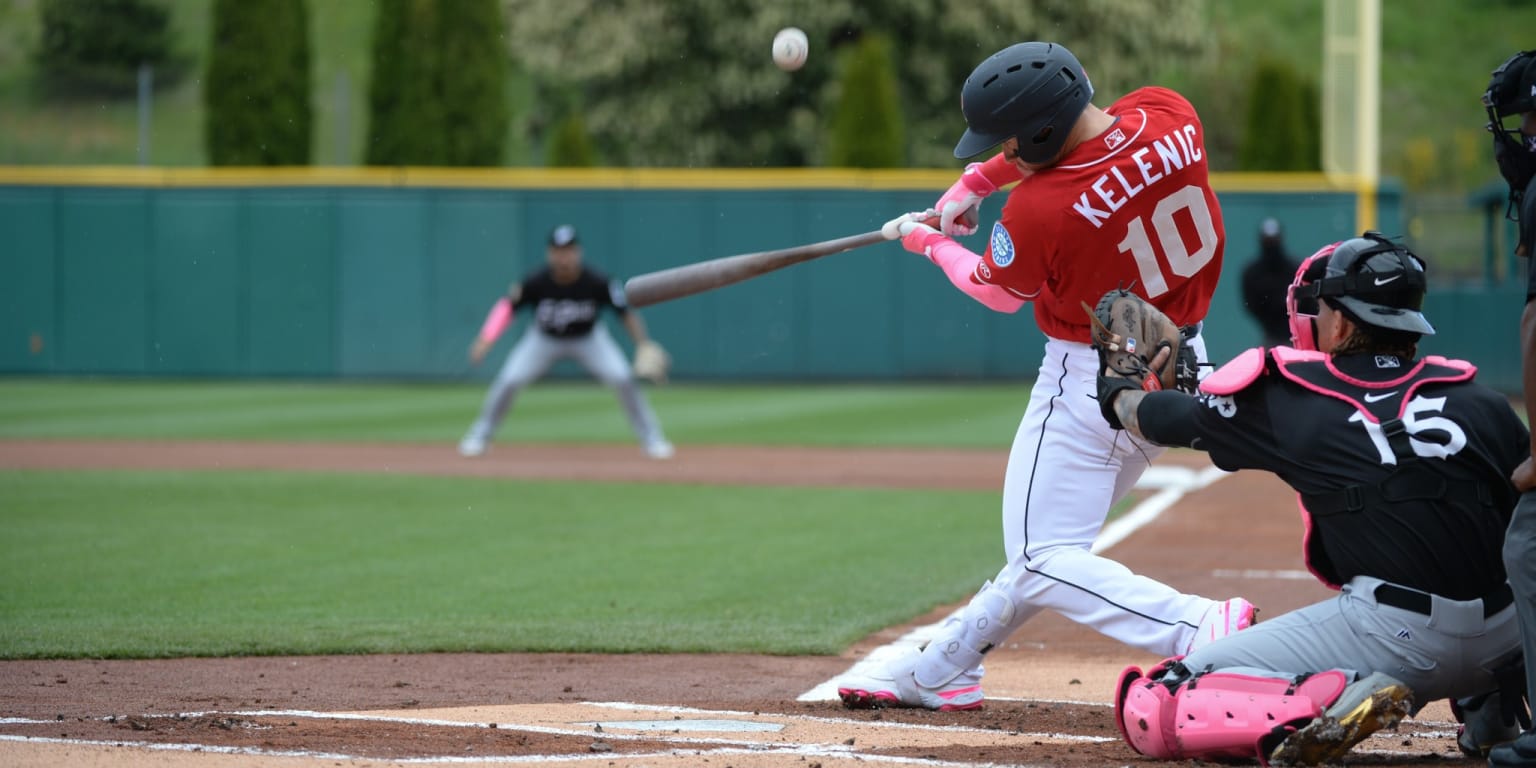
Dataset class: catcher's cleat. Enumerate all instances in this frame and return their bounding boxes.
[836,651,984,711]
[1185,597,1256,654]
[643,440,675,460]
[1267,672,1412,766]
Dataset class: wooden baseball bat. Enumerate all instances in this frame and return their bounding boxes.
[622,229,891,308]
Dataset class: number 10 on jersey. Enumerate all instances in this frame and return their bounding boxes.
[1117,185,1219,298]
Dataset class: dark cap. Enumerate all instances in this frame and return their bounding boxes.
[1314,232,1435,336]
[548,224,579,248]
[1485,50,1536,117]
[953,41,1093,162]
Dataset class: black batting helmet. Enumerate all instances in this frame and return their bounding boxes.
[1310,232,1435,336]
[953,42,1093,163]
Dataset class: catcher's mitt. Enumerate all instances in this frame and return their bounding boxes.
[633,339,670,384]
[1084,289,1198,429]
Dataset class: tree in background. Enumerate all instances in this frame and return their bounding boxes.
[34,0,187,98]
[546,114,598,167]
[1238,58,1321,172]
[502,0,1211,168]
[826,33,903,168]
[366,0,508,166]
[204,0,312,166]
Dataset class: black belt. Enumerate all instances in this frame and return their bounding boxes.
[1179,322,1202,341]
[1374,582,1514,618]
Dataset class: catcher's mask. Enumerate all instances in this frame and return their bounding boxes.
[1286,232,1434,351]
[1484,50,1536,211]
[1286,244,1334,351]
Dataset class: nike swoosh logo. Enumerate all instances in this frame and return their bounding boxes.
[1374,275,1401,286]
[1363,391,1398,402]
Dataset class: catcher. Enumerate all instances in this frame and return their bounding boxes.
[458,224,675,459]
[1093,233,1529,765]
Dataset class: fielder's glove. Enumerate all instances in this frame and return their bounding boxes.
[633,339,670,384]
[1084,289,1198,429]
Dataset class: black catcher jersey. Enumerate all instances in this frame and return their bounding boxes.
[1161,350,1528,599]
[512,267,629,339]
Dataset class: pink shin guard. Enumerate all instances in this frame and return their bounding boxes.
[1116,662,1347,761]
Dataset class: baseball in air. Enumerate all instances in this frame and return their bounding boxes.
[772,27,808,71]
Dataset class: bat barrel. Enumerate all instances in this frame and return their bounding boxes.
[624,229,888,308]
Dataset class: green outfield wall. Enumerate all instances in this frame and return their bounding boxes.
[8,167,1510,388]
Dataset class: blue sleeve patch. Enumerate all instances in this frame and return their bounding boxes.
[989,221,1015,267]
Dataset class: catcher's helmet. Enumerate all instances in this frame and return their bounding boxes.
[953,42,1093,163]
[1286,232,1434,350]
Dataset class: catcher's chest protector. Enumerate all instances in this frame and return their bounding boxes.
[1270,349,1473,462]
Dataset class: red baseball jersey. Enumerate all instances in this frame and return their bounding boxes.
[978,86,1225,343]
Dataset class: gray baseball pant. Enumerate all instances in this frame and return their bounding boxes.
[1508,492,1536,712]
[1179,574,1521,706]
[464,325,667,448]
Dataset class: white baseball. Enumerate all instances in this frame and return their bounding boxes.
[772,27,808,72]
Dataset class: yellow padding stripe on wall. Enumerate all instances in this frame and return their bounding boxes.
[0,166,1356,194]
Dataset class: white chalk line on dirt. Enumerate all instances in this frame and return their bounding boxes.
[588,701,1114,741]
[798,464,1230,703]
[0,709,1094,768]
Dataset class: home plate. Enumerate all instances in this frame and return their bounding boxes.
[584,719,784,733]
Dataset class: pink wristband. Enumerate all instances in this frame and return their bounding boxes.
[477,298,512,343]
[925,239,1025,313]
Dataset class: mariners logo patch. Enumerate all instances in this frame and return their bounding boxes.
[990,222,1015,268]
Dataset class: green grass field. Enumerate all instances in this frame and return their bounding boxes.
[0,378,1026,447]
[0,379,1030,659]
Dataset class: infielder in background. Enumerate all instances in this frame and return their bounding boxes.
[1487,48,1536,768]
[1098,235,1527,765]
[837,40,1253,712]
[458,224,674,460]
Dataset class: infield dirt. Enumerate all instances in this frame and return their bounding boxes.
[0,440,1473,767]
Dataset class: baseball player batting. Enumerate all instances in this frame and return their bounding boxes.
[1097,235,1528,764]
[458,224,674,460]
[835,41,1253,713]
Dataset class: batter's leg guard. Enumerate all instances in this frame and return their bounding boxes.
[1266,671,1413,766]
[1115,659,1348,763]
[913,581,1017,691]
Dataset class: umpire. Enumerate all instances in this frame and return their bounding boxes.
[1487,48,1536,768]
[1098,234,1528,765]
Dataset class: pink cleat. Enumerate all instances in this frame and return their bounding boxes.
[1186,597,1257,654]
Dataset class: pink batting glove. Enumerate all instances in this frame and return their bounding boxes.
[933,162,999,237]
[899,221,948,260]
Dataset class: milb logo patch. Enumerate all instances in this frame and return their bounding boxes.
[990,221,1015,267]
